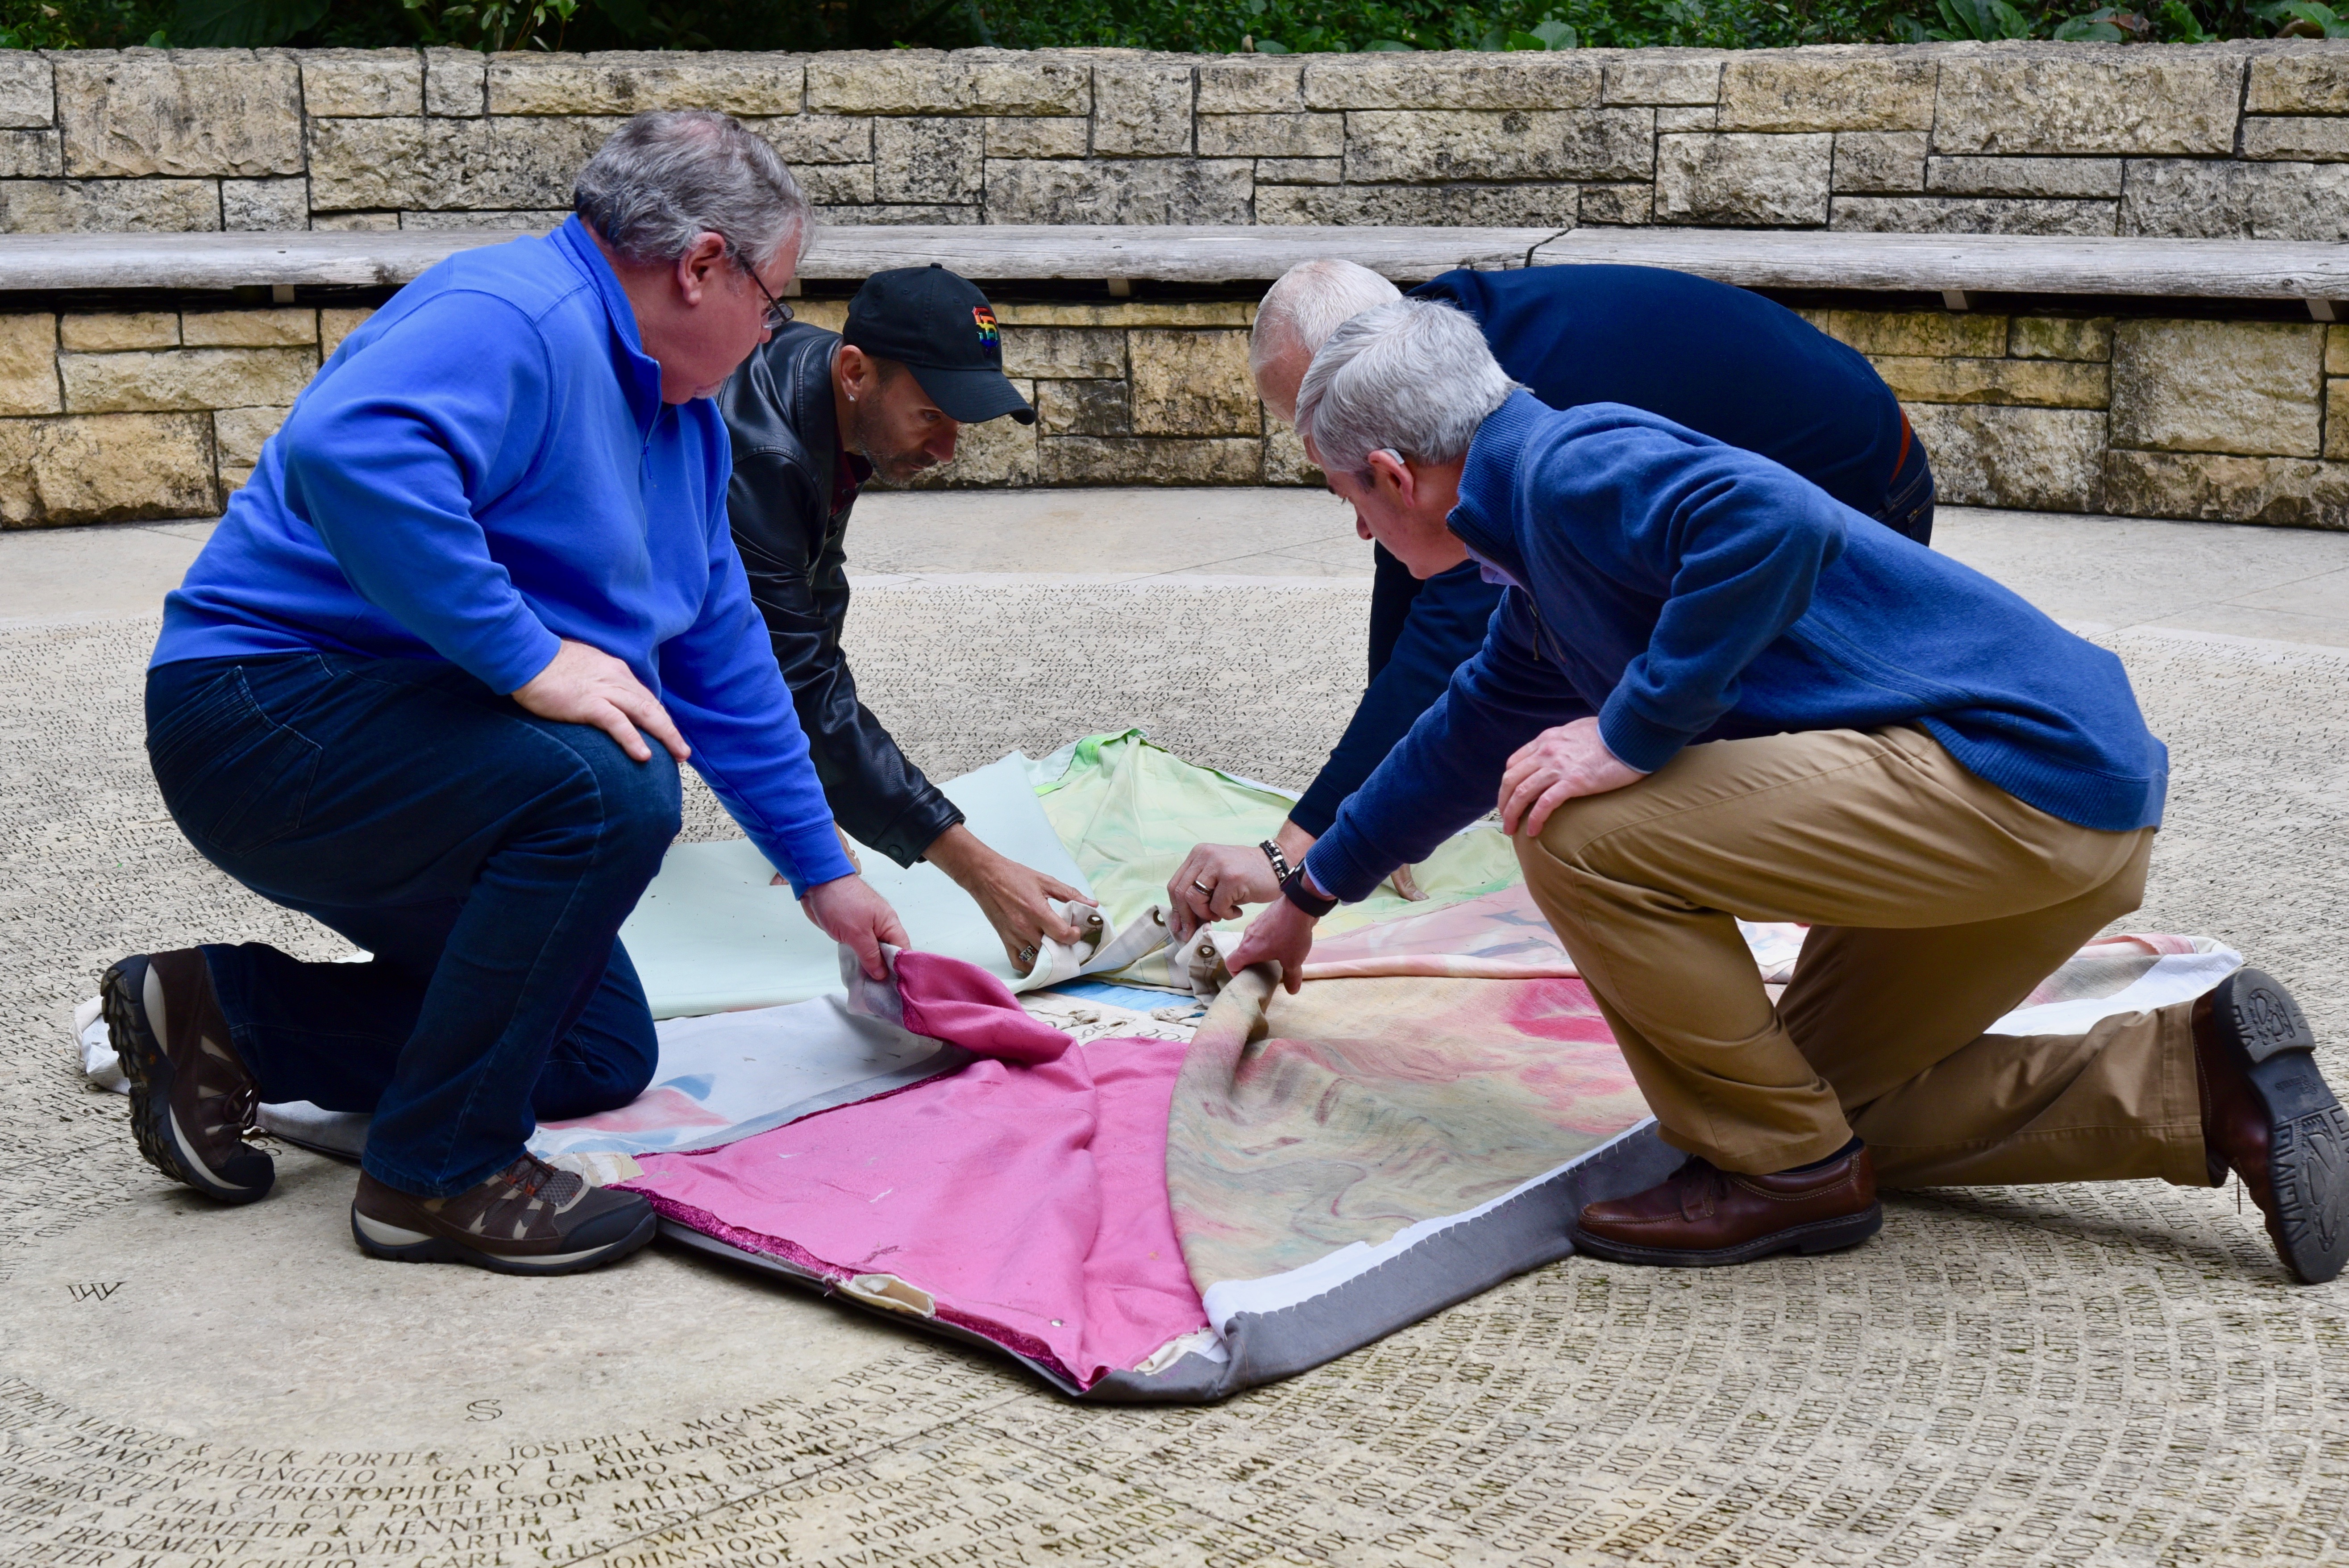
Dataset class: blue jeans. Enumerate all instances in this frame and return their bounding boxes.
[145,652,678,1197]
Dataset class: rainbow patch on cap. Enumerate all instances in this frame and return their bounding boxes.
[973,305,1000,359]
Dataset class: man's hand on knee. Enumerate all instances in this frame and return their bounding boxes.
[512,639,690,765]
[1498,716,1646,838]
[800,873,911,981]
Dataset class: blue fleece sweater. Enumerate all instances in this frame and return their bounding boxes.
[1304,393,2168,904]
[154,217,855,894]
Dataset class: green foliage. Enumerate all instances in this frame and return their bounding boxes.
[1927,0,2031,37]
[2253,0,2349,33]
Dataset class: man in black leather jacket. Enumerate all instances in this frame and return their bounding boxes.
[717,264,1094,971]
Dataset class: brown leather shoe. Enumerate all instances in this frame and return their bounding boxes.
[1571,1144,1883,1268]
[102,949,274,1205]
[351,1155,657,1276]
[2195,968,2349,1284]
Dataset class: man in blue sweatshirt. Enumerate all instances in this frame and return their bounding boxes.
[1231,298,2349,1285]
[98,112,907,1277]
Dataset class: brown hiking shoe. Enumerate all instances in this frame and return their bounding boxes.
[102,949,273,1205]
[2195,968,2349,1284]
[1571,1144,1882,1268]
[351,1154,657,1276]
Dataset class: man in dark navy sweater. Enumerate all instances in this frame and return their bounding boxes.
[1227,298,2347,1283]
[1171,258,1934,936]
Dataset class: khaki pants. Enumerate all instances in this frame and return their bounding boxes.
[1516,725,2207,1189]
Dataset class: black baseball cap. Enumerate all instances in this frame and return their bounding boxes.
[842,264,1036,426]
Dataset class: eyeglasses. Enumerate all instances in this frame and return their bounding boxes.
[729,245,795,333]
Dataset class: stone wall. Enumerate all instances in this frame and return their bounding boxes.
[0,42,2344,236]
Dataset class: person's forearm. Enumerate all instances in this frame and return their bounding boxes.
[1274,819,1316,865]
[922,821,992,885]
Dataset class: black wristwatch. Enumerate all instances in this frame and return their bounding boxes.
[1280,864,1339,918]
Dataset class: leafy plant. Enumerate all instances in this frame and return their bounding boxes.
[1928,0,2033,36]
[399,0,577,49]
[2052,2,2149,35]
[2253,0,2349,32]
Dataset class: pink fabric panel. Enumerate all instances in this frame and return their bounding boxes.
[895,949,1071,1065]
[628,1035,1205,1390]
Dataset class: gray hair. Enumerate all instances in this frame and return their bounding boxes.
[1250,258,1403,384]
[573,110,811,269]
[1296,298,1518,478]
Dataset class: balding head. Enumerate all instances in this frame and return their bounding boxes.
[1250,258,1403,424]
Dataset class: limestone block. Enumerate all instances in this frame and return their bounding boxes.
[1600,53,1721,107]
[0,130,61,179]
[212,404,290,466]
[0,411,214,526]
[875,117,982,203]
[300,50,423,117]
[798,163,876,206]
[1130,329,1256,437]
[984,158,1251,225]
[2329,380,2349,461]
[308,116,616,212]
[1717,50,1933,133]
[424,48,486,116]
[57,53,304,179]
[1038,435,1261,485]
[1823,309,2005,358]
[182,309,315,348]
[61,346,316,414]
[1831,131,1926,193]
[985,117,1085,159]
[1035,378,1129,437]
[2109,319,2323,458]
[0,313,57,415]
[791,299,847,332]
[1263,424,1320,486]
[1656,107,1715,132]
[1869,354,2107,408]
[2246,48,2349,114]
[1466,184,1581,227]
[2331,324,2349,376]
[1830,195,2116,236]
[1305,54,1601,111]
[2242,117,2349,163]
[2102,449,2349,526]
[222,177,308,231]
[1001,325,1123,380]
[995,301,1249,328]
[815,201,976,225]
[397,208,563,230]
[61,312,177,351]
[319,307,374,360]
[908,388,1038,487]
[1256,157,1342,185]
[2010,316,2113,362]
[754,114,870,164]
[0,179,220,233]
[1655,132,1829,227]
[1578,183,1652,225]
[1257,183,1479,225]
[1197,59,1303,115]
[2119,158,2349,239]
[0,51,52,128]
[806,52,1089,117]
[487,53,802,116]
[1344,109,1654,184]
[1197,114,1342,159]
[312,211,399,230]
[1931,51,2241,157]
[1907,403,2105,512]
[1925,156,2123,198]
[1093,62,1193,157]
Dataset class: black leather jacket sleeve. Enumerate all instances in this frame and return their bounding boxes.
[718,324,965,869]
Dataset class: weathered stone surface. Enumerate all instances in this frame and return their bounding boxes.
[1198,58,1303,115]
[0,132,63,180]
[0,313,57,416]
[2331,324,2349,377]
[1831,131,1926,193]
[1305,54,1600,111]
[2119,158,2349,239]
[1831,195,2117,236]
[817,201,977,225]
[1823,309,2005,358]
[308,116,615,212]
[984,117,1085,159]
[1131,328,1257,437]
[312,211,399,230]
[1600,53,1721,107]
[985,158,1251,225]
[2246,47,2349,115]
[1092,62,1193,157]
[1263,423,1321,485]
[2102,449,2349,526]
[1655,132,1830,226]
[1466,183,1581,226]
[60,312,176,351]
[57,53,304,179]
[0,179,220,233]
[1931,50,2242,157]
[0,51,52,129]
[996,301,1249,328]
[1037,435,1261,484]
[1925,156,2123,198]
[1578,183,1651,225]
[1344,109,1653,184]
[1870,354,2108,408]
[1908,403,2105,512]
[908,381,1038,487]
[1257,182,1479,225]
[396,208,563,231]
[2242,116,2349,163]
[2110,319,2324,458]
[487,53,802,116]
[182,308,315,348]
[300,50,422,117]
[424,48,485,116]
[798,162,876,206]
[1035,377,1129,437]
[807,51,1088,116]
[875,117,983,203]
[1001,325,1124,380]
[319,306,374,359]
[221,177,307,231]
[1255,157,1343,185]
[0,411,214,525]
[60,346,316,414]
[1655,107,1715,132]
[1718,50,1934,132]
[1197,114,1343,159]
[2011,316,2113,362]
[753,114,870,164]
[2329,380,2349,461]
[212,404,289,467]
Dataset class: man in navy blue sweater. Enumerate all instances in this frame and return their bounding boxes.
[1231,298,2349,1284]
[1171,258,1933,936]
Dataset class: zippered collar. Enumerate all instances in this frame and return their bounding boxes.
[553,215,666,439]
[1445,389,1546,588]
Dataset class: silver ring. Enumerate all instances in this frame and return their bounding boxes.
[1193,878,1213,894]
[1017,943,1038,964]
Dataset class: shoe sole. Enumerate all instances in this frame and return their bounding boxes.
[349,1205,659,1277]
[102,957,273,1206]
[2214,968,2349,1285]
[1569,1203,1884,1269]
